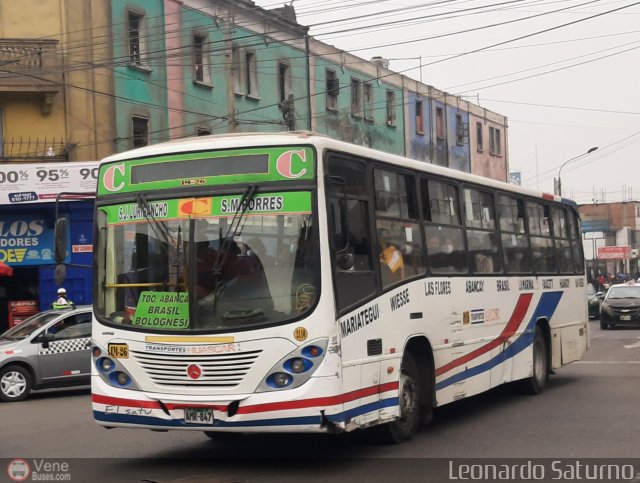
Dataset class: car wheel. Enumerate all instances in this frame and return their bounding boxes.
[600,320,609,330]
[0,365,32,402]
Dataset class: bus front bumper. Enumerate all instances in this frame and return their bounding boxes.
[91,376,400,433]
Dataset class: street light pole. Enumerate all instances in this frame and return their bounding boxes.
[556,146,599,196]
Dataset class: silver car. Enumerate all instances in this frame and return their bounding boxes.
[0,305,92,402]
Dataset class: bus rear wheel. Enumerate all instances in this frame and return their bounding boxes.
[517,325,548,395]
[377,353,421,444]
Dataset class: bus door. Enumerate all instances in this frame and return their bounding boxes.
[326,155,382,425]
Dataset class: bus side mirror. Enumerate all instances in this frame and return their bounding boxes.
[54,218,69,264]
[337,252,354,271]
[55,263,67,286]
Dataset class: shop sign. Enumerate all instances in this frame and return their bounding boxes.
[597,246,631,260]
[0,215,70,266]
[0,162,98,205]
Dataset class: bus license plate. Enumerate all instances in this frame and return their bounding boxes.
[620,315,632,321]
[184,408,214,424]
[108,344,129,359]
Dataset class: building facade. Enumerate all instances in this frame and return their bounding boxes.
[579,201,640,281]
[0,0,509,331]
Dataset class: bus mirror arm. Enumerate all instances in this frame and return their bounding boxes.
[336,252,354,271]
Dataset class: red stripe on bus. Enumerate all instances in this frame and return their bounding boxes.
[92,394,228,411]
[236,381,399,414]
[92,381,399,415]
[92,394,163,409]
[435,293,534,377]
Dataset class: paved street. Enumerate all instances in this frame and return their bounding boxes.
[1,320,639,482]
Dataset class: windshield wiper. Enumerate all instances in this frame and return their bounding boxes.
[135,193,173,254]
[211,185,257,276]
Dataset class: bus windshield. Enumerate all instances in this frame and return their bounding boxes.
[95,190,319,332]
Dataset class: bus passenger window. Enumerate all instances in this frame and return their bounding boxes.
[425,226,467,274]
[376,222,423,288]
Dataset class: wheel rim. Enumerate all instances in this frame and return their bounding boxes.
[398,373,417,424]
[1,371,27,398]
[532,336,546,386]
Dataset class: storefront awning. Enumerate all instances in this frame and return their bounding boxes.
[0,262,14,277]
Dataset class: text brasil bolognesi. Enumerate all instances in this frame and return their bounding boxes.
[448,460,639,480]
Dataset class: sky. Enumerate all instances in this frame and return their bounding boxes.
[251,0,640,204]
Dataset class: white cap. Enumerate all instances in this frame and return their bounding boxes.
[57,288,67,294]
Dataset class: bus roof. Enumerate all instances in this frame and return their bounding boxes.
[101,131,577,208]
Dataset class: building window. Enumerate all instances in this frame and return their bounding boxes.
[476,122,484,152]
[326,69,339,111]
[193,33,210,85]
[231,46,242,94]
[455,113,466,145]
[435,106,445,139]
[278,61,291,102]
[128,11,145,65]
[386,90,396,126]
[363,82,374,121]
[489,126,502,155]
[416,100,424,134]
[351,78,362,117]
[196,127,211,136]
[245,50,258,98]
[132,116,149,148]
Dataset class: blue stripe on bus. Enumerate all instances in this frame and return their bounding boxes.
[93,397,399,428]
[435,291,563,391]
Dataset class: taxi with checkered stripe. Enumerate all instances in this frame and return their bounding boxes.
[0,305,92,402]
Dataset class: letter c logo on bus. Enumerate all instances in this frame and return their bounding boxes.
[103,164,126,192]
[276,150,307,179]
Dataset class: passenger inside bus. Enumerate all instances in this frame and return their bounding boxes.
[426,231,468,273]
[377,229,405,286]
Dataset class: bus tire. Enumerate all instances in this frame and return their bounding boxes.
[517,325,548,395]
[0,365,32,402]
[377,353,421,444]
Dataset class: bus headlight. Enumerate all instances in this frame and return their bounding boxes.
[258,338,328,392]
[93,342,140,391]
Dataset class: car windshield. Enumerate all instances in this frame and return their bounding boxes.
[1,312,60,340]
[606,285,640,299]
[95,190,319,332]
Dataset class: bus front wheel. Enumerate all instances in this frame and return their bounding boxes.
[377,353,421,444]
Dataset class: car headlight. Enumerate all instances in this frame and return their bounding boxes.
[601,303,613,316]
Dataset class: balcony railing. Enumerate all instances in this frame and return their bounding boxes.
[0,138,74,162]
[0,39,62,103]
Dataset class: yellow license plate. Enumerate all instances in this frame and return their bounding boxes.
[108,344,129,359]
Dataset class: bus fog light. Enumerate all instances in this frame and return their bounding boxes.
[115,372,130,386]
[271,372,292,387]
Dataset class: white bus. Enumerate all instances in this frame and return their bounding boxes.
[86,132,588,443]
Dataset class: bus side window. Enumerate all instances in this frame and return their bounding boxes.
[326,155,377,312]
